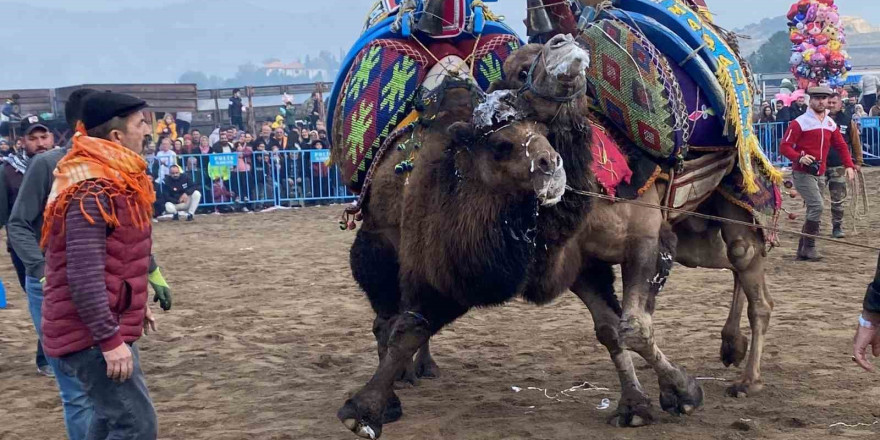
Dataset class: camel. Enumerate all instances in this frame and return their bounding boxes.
[337,35,704,438]
[496,42,773,400]
[396,40,774,406]
[337,79,568,439]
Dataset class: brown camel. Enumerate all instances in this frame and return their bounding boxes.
[338,35,702,438]
[337,79,568,439]
[498,41,773,400]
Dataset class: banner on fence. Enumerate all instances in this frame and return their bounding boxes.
[310,150,331,163]
[860,118,879,129]
[209,153,238,167]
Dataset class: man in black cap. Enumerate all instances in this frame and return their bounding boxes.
[42,91,161,439]
[0,114,55,376]
[8,88,98,440]
[228,88,244,131]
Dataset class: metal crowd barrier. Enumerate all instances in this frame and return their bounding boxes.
[754,116,880,167]
[149,150,356,210]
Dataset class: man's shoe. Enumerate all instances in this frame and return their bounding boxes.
[832,223,846,239]
[242,207,250,213]
[172,213,180,221]
[187,214,194,222]
[37,364,54,378]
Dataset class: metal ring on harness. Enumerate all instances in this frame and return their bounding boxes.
[518,52,587,103]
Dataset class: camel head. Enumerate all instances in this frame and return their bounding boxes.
[494,34,589,100]
[490,34,591,121]
[447,90,566,207]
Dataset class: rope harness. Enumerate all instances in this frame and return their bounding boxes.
[563,184,880,253]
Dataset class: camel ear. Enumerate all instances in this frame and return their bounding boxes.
[448,122,476,146]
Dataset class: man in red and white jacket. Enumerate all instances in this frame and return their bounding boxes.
[779,85,856,261]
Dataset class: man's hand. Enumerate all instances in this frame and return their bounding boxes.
[148,268,173,311]
[799,154,816,166]
[102,343,133,382]
[853,322,880,372]
[846,167,856,181]
[179,194,189,204]
[144,307,157,336]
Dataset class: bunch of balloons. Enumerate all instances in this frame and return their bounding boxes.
[787,0,853,90]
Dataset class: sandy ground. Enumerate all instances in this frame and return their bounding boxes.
[2,171,880,440]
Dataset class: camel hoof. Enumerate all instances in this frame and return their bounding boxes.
[338,399,383,439]
[415,356,441,379]
[725,381,763,398]
[608,393,655,428]
[720,333,749,368]
[659,369,704,416]
[394,367,419,389]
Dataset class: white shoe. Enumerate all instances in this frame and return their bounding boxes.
[242,207,250,213]
[37,364,55,378]
[152,218,159,223]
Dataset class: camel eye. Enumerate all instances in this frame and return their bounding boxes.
[518,68,529,82]
[492,141,515,159]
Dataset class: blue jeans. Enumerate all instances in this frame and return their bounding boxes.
[25,276,94,440]
[57,344,157,440]
[11,250,47,368]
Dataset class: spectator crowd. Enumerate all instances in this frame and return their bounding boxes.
[138,90,343,219]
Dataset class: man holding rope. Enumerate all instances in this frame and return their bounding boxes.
[780,85,856,261]
[826,92,863,238]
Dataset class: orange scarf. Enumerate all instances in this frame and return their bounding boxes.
[41,134,155,248]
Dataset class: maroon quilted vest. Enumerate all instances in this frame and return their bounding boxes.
[41,194,152,357]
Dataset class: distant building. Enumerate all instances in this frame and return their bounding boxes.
[262,61,307,77]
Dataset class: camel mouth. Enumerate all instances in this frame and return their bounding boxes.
[536,168,567,207]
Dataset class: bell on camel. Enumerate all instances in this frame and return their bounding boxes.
[416,0,446,35]
[527,0,554,37]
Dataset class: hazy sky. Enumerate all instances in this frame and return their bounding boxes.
[23,0,880,30]
[2,0,878,89]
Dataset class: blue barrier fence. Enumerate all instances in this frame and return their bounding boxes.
[148,149,355,210]
[754,116,880,167]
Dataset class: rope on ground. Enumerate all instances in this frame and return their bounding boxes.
[564,185,880,253]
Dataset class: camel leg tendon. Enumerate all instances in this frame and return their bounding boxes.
[618,222,704,416]
[338,284,467,440]
[571,262,654,427]
[717,201,773,398]
[720,275,749,368]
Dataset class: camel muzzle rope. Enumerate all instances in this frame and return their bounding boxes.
[564,185,880,253]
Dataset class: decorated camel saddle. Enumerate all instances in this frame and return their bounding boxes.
[571,0,783,241]
[329,0,527,193]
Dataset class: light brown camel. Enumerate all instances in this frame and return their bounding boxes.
[498,42,773,400]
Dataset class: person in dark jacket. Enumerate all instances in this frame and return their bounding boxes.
[228,88,244,130]
[789,95,808,119]
[163,164,200,221]
[0,114,54,376]
[854,252,880,372]
[774,100,792,123]
[826,93,864,238]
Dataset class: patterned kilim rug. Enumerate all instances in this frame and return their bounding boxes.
[579,18,686,163]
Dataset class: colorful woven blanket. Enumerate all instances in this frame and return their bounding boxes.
[579,18,686,163]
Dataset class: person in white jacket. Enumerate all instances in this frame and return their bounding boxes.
[858,74,880,110]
